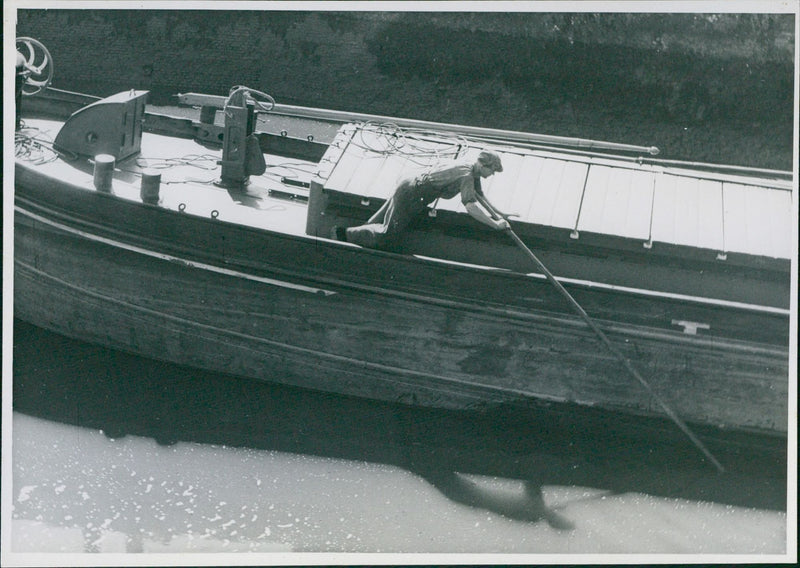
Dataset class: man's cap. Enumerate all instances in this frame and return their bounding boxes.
[477,150,503,172]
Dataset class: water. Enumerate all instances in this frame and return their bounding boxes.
[8,414,787,555]
[7,321,790,561]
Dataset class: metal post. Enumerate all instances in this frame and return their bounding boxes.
[140,170,161,204]
[92,154,115,192]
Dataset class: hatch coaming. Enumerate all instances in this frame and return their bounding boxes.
[310,122,793,267]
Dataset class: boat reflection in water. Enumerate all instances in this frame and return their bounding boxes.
[11,320,787,555]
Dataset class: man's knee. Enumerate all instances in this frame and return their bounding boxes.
[345,226,378,248]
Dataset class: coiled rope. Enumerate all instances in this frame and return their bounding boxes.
[225,85,276,112]
[15,125,60,165]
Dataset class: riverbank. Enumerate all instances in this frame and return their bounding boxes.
[15,9,795,169]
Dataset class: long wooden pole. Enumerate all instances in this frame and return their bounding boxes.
[477,194,726,473]
[176,92,660,155]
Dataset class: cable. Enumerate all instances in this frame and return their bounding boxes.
[349,121,470,166]
[261,162,318,183]
[15,126,59,165]
[134,154,220,171]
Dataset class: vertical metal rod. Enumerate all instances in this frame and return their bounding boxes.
[477,193,726,473]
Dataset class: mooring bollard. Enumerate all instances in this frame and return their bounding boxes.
[140,170,161,204]
[92,154,115,192]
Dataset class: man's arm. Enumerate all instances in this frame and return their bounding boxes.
[474,186,517,220]
[465,202,510,230]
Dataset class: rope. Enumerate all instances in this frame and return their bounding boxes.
[225,85,276,112]
[134,154,219,171]
[14,126,59,165]
[350,121,470,166]
[122,156,316,189]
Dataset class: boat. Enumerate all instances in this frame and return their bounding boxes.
[12,37,793,468]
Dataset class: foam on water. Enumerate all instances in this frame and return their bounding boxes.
[10,413,787,556]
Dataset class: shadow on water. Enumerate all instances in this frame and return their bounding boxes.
[12,319,787,527]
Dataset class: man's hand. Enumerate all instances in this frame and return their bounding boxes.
[495,218,511,231]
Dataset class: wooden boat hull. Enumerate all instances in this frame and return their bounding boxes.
[14,163,789,442]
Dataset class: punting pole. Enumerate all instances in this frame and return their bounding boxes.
[476,194,726,474]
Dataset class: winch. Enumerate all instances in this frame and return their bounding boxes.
[216,85,272,187]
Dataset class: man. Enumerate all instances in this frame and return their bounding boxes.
[334,150,510,250]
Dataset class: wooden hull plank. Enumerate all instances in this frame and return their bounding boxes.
[14,215,789,435]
